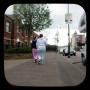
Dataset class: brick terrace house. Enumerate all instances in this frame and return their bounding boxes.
[4,15,16,48]
[71,31,85,50]
[4,15,39,48]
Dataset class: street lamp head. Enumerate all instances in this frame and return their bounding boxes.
[17,38,20,42]
[30,40,32,43]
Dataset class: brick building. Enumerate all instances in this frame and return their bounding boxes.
[4,15,16,48]
[4,15,38,48]
[71,31,85,50]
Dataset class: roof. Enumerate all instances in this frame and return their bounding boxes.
[5,14,15,20]
[7,15,15,19]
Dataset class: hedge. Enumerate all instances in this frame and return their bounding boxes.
[4,47,32,53]
[46,45,57,51]
[4,45,57,53]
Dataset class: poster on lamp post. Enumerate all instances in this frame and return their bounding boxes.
[65,13,72,24]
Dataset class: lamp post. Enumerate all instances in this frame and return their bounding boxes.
[17,38,20,47]
[65,4,72,58]
[67,4,70,58]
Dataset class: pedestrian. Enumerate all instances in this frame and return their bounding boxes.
[36,34,47,64]
[31,36,38,63]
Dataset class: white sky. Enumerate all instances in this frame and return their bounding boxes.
[5,4,85,46]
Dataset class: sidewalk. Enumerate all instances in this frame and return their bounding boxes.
[4,52,64,86]
[4,59,31,70]
[4,52,86,86]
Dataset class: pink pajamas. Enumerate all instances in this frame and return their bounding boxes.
[32,48,38,60]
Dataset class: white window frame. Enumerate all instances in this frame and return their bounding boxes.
[6,22,10,32]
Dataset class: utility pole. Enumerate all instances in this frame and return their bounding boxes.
[57,26,59,53]
[67,4,70,58]
[65,4,72,58]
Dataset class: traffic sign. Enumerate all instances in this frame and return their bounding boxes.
[65,13,72,24]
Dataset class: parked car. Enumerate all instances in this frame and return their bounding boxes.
[80,44,86,66]
[63,47,76,56]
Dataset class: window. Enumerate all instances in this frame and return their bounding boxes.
[25,42,28,46]
[17,26,20,32]
[26,30,28,36]
[5,40,11,48]
[6,22,10,32]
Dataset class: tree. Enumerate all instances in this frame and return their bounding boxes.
[54,30,59,53]
[13,4,52,46]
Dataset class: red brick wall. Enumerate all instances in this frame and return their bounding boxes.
[4,15,13,46]
[4,32,11,38]
[4,15,39,48]
[11,21,17,47]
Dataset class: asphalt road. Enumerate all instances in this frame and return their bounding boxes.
[4,52,86,87]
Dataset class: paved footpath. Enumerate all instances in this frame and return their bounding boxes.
[4,52,86,87]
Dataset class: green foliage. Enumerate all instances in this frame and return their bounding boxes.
[5,45,57,53]
[46,45,57,51]
[13,4,52,47]
[4,47,32,53]
[13,4,52,32]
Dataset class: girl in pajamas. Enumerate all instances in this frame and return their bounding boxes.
[36,34,47,64]
[31,36,38,63]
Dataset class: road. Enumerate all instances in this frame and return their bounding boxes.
[4,52,86,87]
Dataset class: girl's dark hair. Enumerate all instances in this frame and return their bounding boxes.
[33,36,36,40]
[39,34,43,38]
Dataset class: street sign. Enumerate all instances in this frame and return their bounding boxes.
[65,13,72,24]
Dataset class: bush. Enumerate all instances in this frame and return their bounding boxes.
[4,47,32,54]
[46,45,57,51]
[4,45,57,53]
